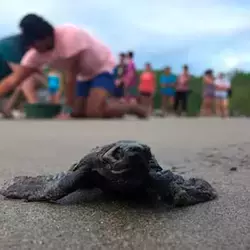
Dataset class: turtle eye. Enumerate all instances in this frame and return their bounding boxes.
[112,147,124,160]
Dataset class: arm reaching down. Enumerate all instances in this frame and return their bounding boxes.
[58,53,80,118]
[0,66,36,97]
[64,55,79,107]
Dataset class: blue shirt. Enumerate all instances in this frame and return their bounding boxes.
[160,74,177,87]
[48,75,60,89]
[160,73,177,95]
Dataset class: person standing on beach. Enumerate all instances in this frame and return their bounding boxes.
[214,72,231,117]
[123,51,137,103]
[174,65,191,116]
[160,66,176,116]
[138,63,156,114]
[113,53,127,99]
[200,69,215,116]
[0,14,148,119]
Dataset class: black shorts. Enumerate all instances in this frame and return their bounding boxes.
[140,91,152,97]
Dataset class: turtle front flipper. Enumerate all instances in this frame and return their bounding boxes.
[149,170,217,207]
[0,169,93,202]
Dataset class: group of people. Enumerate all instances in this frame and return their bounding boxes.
[200,70,231,117]
[125,64,231,118]
[131,64,191,116]
[0,13,149,120]
[0,13,232,120]
[113,56,192,117]
[113,52,137,102]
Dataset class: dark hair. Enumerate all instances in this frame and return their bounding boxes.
[204,69,213,75]
[127,51,134,58]
[19,14,54,46]
[119,53,125,57]
[183,64,188,70]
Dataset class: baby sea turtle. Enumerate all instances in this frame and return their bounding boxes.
[0,140,217,207]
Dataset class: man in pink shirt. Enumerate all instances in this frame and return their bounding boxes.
[0,14,147,119]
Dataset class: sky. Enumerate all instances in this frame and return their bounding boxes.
[0,0,249,75]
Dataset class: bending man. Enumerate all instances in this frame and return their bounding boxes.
[0,14,147,119]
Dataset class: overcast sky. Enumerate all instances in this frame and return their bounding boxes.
[0,0,249,74]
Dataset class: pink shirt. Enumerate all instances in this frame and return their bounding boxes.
[21,24,116,81]
[176,73,190,91]
[139,71,155,93]
[124,59,137,87]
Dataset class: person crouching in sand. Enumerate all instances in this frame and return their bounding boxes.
[0,14,148,119]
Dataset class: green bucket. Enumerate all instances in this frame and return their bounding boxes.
[24,103,62,119]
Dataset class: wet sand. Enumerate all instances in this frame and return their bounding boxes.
[0,117,250,250]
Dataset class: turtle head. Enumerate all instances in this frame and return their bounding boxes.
[100,140,152,178]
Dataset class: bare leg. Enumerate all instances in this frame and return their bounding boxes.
[161,95,167,116]
[21,73,46,103]
[169,96,174,108]
[4,73,46,114]
[54,91,61,104]
[200,97,213,116]
[199,98,205,116]
[221,98,229,117]
[167,96,175,114]
[215,98,222,117]
[85,88,148,118]
[71,96,87,118]
[48,90,61,104]
[149,95,154,115]
[2,66,46,116]
[139,95,152,114]
[49,94,56,104]
[1,86,23,118]
[149,170,217,207]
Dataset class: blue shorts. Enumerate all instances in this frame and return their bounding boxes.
[160,88,175,96]
[48,87,59,95]
[76,72,115,97]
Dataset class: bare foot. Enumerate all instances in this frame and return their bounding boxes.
[1,107,14,119]
[129,103,149,119]
[55,113,72,120]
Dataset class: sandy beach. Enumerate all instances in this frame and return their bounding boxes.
[0,117,250,250]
